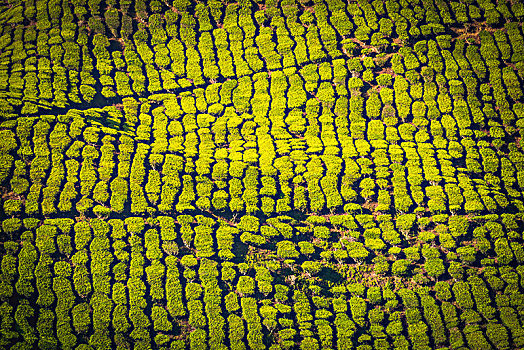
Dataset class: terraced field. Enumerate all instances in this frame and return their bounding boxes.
[1,0,524,349]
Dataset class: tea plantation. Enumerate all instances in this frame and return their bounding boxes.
[1,0,524,349]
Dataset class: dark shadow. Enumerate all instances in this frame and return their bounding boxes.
[232,240,249,263]
[318,266,343,284]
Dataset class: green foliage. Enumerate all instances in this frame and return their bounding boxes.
[1,3,524,349]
